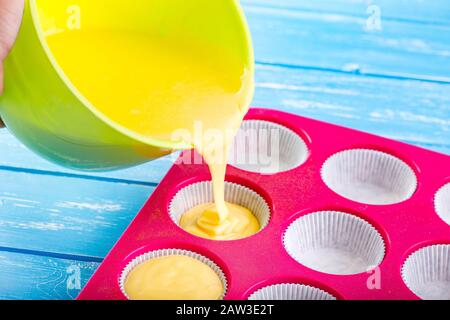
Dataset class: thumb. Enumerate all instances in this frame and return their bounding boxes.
[0,62,4,128]
[0,0,25,128]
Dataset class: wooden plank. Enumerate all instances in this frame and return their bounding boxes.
[245,4,450,81]
[0,170,154,258]
[0,250,98,300]
[243,0,450,25]
[252,64,450,155]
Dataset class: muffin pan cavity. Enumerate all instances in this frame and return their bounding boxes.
[284,211,385,275]
[402,245,450,300]
[248,283,336,300]
[78,108,450,300]
[168,181,271,240]
[321,149,417,205]
[229,120,309,174]
[120,248,228,300]
[435,183,450,226]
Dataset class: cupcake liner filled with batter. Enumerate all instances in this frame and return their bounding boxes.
[169,181,271,241]
[119,249,227,300]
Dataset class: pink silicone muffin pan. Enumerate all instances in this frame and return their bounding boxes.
[78,108,450,300]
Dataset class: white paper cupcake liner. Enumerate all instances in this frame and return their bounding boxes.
[435,183,450,226]
[229,120,309,174]
[169,181,271,239]
[283,211,385,275]
[119,248,228,300]
[402,244,450,300]
[248,283,336,300]
[321,149,417,205]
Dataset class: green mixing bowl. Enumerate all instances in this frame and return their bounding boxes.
[0,0,253,171]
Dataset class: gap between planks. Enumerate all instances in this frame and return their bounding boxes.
[0,246,103,263]
[241,2,450,27]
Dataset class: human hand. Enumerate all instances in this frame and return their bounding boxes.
[0,0,25,127]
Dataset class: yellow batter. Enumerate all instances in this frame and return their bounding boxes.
[180,202,260,240]
[124,255,224,300]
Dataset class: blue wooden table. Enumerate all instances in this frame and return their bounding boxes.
[0,0,449,299]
